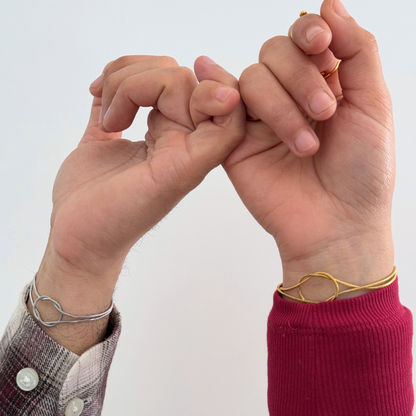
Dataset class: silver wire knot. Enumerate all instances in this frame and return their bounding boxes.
[30,275,114,327]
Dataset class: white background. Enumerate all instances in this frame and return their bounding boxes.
[0,0,414,414]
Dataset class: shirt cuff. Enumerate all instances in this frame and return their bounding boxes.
[0,283,121,416]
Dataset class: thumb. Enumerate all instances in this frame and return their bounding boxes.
[186,56,246,171]
[321,0,391,123]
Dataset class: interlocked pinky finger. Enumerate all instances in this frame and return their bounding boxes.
[190,80,240,128]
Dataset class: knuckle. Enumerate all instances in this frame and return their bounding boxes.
[363,30,379,53]
[102,72,118,95]
[194,80,213,100]
[111,55,134,69]
[196,79,210,89]
[290,65,317,87]
[259,36,287,61]
[147,109,158,131]
[269,101,294,125]
[174,66,197,85]
[240,64,269,102]
[102,55,135,77]
[240,63,265,86]
[157,55,179,68]
[102,59,115,73]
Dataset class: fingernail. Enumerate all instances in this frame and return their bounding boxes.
[306,26,326,42]
[309,90,334,115]
[295,130,317,153]
[202,56,217,65]
[90,73,104,89]
[216,86,234,103]
[102,104,112,126]
[333,0,349,17]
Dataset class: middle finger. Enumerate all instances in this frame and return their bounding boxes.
[259,35,337,121]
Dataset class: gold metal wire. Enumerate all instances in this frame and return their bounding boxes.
[321,60,341,79]
[277,266,398,304]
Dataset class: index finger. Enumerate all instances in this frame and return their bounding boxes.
[102,66,197,132]
[89,55,179,97]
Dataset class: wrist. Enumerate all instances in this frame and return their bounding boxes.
[278,232,395,302]
[27,240,122,355]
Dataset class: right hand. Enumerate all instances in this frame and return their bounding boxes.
[31,55,246,354]
[44,55,245,283]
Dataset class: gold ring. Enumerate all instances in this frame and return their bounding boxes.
[321,60,341,79]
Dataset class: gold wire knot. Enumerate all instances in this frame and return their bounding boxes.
[277,266,398,304]
[321,60,341,79]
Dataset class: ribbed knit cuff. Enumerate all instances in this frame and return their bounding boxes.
[269,276,405,331]
[267,276,414,416]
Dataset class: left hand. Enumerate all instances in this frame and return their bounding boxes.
[195,0,395,296]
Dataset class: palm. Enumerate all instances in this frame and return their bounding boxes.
[224,100,395,262]
[48,55,245,273]
[50,117,197,266]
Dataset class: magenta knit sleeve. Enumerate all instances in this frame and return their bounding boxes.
[267,277,414,416]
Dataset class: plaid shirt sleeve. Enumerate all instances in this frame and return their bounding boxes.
[0,284,121,416]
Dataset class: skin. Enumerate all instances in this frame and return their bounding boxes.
[195,0,395,301]
[28,0,395,353]
[28,56,245,355]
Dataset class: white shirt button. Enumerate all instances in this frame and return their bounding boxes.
[16,368,39,391]
[65,398,84,416]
